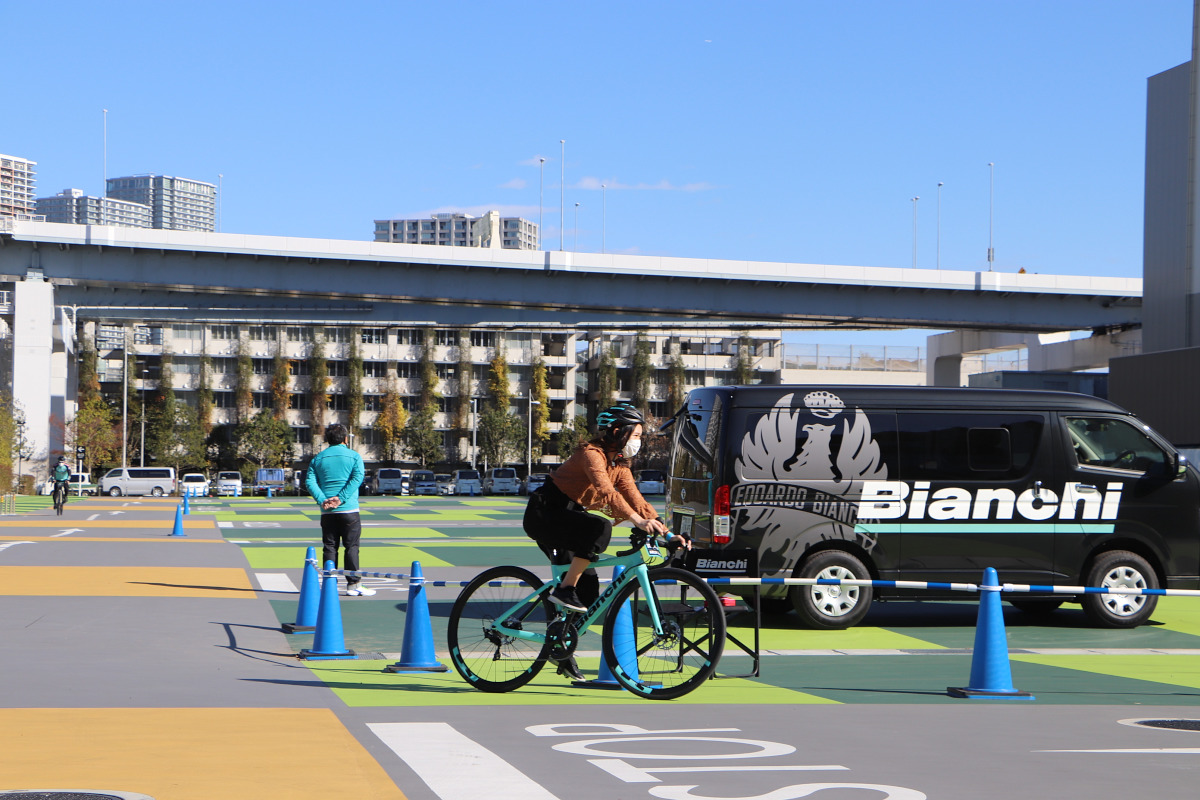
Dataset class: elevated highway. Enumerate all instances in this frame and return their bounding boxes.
[0,220,1141,332]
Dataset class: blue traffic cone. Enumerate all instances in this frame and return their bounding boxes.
[299,561,356,660]
[183,493,190,515]
[385,561,448,673]
[948,567,1034,699]
[169,504,186,537]
[574,566,636,689]
[283,546,320,633]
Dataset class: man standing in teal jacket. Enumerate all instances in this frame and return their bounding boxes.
[305,424,372,596]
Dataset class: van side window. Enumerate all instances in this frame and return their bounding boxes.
[898,413,1044,480]
[1066,416,1168,473]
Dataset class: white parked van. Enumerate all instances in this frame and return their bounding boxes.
[452,469,482,496]
[483,467,520,495]
[99,467,177,497]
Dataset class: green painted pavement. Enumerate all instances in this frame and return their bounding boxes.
[244,544,453,569]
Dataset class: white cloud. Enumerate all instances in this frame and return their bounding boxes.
[500,178,527,190]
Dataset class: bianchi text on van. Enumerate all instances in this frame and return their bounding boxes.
[859,480,1124,521]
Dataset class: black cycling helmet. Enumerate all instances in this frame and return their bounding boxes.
[596,403,644,431]
[57,455,67,463]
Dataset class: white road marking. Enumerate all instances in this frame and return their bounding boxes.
[217,521,233,528]
[51,529,83,537]
[368,722,560,800]
[255,573,299,593]
[87,514,99,520]
[0,541,35,554]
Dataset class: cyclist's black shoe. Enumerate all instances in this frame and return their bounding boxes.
[554,656,584,681]
[549,585,587,613]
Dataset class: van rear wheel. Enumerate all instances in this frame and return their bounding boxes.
[151,487,164,497]
[790,551,872,629]
[1081,550,1159,628]
[108,487,122,497]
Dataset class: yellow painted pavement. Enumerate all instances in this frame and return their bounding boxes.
[0,566,254,596]
[0,708,406,799]
[0,535,223,542]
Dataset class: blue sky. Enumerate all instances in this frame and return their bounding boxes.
[4,1,1192,343]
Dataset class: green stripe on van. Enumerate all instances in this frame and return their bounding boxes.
[856,523,1115,535]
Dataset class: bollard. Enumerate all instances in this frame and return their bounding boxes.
[573,566,637,689]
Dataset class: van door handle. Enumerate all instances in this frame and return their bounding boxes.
[1075,484,1100,493]
[1032,480,1043,499]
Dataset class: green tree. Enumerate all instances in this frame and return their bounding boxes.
[556,414,588,461]
[667,352,687,413]
[346,328,364,437]
[146,353,177,466]
[417,336,439,410]
[309,337,328,442]
[597,343,617,409]
[0,393,16,491]
[271,340,289,420]
[530,357,550,461]
[734,333,754,385]
[404,406,443,466]
[454,329,472,458]
[70,393,120,475]
[197,355,214,437]
[234,409,294,470]
[631,334,653,415]
[373,376,408,464]
[235,337,253,423]
[479,406,523,468]
[154,403,208,475]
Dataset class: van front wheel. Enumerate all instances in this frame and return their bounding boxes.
[1081,550,1159,628]
[108,487,122,497]
[790,551,873,629]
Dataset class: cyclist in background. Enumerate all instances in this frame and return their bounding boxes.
[523,402,679,680]
[52,456,71,506]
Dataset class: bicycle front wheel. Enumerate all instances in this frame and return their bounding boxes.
[601,566,726,700]
[447,565,554,693]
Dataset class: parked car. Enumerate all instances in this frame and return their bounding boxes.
[409,469,438,496]
[98,467,177,497]
[435,473,454,495]
[635,469,667,495]
[452,469,482,496]
[359,469,373,495]
[180,473,209,496]
[40,473,96,496]
[214,471,243,497]
[373,468,408,495]
[483,467,521,495]
[524,473,549,495]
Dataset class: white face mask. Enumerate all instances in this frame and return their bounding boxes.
[622,438,641,460]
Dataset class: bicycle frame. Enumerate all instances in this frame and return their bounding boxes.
[491,536,670,652]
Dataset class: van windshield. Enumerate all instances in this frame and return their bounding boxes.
[412,471,434,481]
[218,473,241,480]
[378,469,403,479]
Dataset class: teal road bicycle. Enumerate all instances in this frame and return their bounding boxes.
[447,531,726,700]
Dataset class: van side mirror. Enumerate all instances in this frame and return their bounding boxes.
[1174,452,1189,478]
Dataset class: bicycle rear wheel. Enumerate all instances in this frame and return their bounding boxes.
[447,565,554,693]
[601,566,726,700]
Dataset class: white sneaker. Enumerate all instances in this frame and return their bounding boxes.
[347,584,376,596]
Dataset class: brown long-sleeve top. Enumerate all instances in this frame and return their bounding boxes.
[550,442,659,526]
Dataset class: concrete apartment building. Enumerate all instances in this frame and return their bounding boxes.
[105,174,217,232]
[0,154,37,218]
[374,211,538,250]
[36,189,153,228]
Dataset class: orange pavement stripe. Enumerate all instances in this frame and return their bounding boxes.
[0,708,406,799]
[0,566,254,597]
[0,536,224,542]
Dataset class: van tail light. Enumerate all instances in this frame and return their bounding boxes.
[713,484,731,544]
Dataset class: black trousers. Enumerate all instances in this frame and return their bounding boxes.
[523,484,612,607]
[320,511,362,585]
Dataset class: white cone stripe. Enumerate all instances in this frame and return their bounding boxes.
[368,722,560,800]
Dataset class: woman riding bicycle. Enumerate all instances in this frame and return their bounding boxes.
[523,402,680,679]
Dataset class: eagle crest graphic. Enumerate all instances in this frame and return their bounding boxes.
[733,391,888,572]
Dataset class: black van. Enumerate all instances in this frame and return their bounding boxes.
[665,386,1200,629]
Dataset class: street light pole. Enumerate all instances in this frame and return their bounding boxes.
[471,397,478,470]
[574,202,580,251]
[601,184,606,254]
[538,157,545,250]
[911,196,919,269]
[121,330,128,468]
[987,162,995,272]
[559,139,565,252]
[937,181,944,270]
